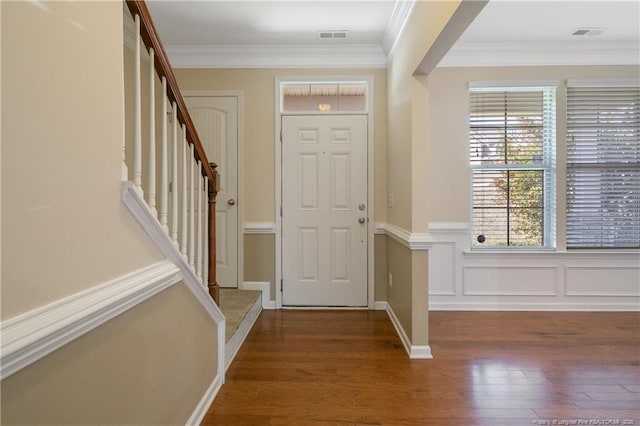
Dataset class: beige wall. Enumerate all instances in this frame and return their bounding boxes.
[174,67,388,302]
[386,1,462,232]
[244,234,276,299]
[374,234,388,302]
[385,1,464,347]
[2,3,220,424]
[1,1,164,319]
[426,65,639,247]
[244,234,389,302]
[1,283,218,425]
[386,238,412,335]
[173,68,388,223]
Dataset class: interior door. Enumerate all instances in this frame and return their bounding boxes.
[185,96,238,288]
[282,115,368,306]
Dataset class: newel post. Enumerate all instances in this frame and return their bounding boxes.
[207,163,220,305]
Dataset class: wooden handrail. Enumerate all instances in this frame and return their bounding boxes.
[125,0,216,183]
[125,0,220,305]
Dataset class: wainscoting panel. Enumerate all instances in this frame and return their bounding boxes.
[565,266,640,297]
[428,242,456,296]
[428,222,640,311]
[463,265,558,296]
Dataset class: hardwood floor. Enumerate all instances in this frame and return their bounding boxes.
[202,310,640,425]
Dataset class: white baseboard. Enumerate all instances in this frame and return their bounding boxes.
[0,261,181,380]
[225,295,262,371]
[384,303,433,359]
[429,301,640,311]
[374,301,388,310]
[240,281,276,309]
[185,374,223,426]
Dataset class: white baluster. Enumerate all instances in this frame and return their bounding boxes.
[159,77,169,233]
[196,161,203,283]
[133,14,142,189]
[146,48,157,216]
[180,126,188,259]
[204,178,209,288]
[189,146,196,269]
[171,103,179,246]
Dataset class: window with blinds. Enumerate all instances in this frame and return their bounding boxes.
[469,86,556,248]
[566,82,640,249]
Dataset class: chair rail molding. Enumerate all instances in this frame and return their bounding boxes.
[0,261,180,380]
[374,222,433,250]
[244,222,276,235]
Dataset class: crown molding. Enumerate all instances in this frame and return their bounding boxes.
[439,41,640,68]
[165,44,387,69]
[382,0,417,59]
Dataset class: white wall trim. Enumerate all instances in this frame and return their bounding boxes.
[440,41,640,68]
[374,301,388,311]
[385,303,433,359]
[244,222,276,235]
[374,223,387,235]
[376,222,433,250]
[275,75,376,310]
[429,302,640,312]
[241,281,276,309]
[462,265,559,296]
[166,44,387,69]
[225,295,262,371]
[382,0,417,60]
[564,265,640,297]
[427,222,640,312]
[122,181,226,383]
[0,261,181,380]
[186,374,223,426]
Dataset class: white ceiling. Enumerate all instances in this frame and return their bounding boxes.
[145,0,640,68]
[147,1,397,46]
[458,1,639,43]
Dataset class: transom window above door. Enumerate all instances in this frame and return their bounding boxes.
[281,81,368,113]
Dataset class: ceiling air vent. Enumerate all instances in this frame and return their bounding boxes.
[572,28,605,36]
[319,31,348,40]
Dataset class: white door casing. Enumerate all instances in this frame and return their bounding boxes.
[282,115,368,306]
[185,95,239,288]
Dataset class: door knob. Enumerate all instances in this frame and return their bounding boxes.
[228,199,236,206]
[358,217,366,224]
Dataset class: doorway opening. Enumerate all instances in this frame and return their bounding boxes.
[275,77,374,308]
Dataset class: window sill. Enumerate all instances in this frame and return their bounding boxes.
[463,249,639,258]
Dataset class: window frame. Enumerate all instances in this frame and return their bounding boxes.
[279,80,369,114]
[468,82,558,251]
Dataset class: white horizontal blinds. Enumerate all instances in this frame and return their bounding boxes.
[566,84,640,248]
[470,87,556,248]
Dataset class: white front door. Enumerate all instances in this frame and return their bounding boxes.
[185,96,238,288]
[282,115,368,306]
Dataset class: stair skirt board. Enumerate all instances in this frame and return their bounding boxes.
[225,294,262,371]
[186,374,223,426]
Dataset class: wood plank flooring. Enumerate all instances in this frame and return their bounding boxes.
[202,310,640,425]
